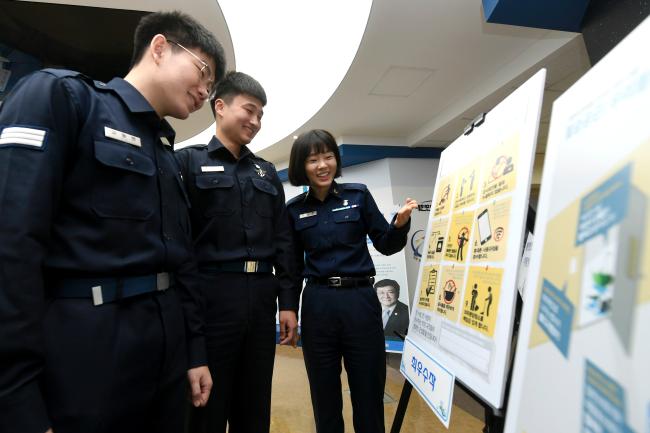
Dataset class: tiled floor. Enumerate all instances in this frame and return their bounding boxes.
[270,346,486,433]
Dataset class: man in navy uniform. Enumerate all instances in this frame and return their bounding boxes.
[0,11,224,433]
[176,72,299,433]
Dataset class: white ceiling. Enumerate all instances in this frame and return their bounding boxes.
[25,0,592,169]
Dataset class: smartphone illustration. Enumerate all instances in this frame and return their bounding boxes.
[477,209,492,245]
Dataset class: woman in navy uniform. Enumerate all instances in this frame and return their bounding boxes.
[286,129,417,433]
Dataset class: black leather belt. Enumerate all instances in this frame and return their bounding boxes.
[308,276,375,288]
[200,260,273,274]
[50,272,172,306]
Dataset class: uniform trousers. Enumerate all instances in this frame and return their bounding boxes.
[301,283,386,433]
[187,272,278,433]
[41,288,187,433]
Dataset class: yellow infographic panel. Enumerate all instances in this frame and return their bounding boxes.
[433,175,454,217]
[406,69,546,413]
[418,264,440,311]
[426,218,449,262]
[435,265,465,322]
[461,266,503,337]
[444,211,474,263]
[453,161,480,211]
[471,198,512,262]
[480,134,519,201]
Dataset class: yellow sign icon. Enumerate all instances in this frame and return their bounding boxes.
[434,176,454,217]
[435,265,465,322]
[480,134,519,201]
[461,266,503,337]
[472,197,512,262]
[418,265,440,310]
[427,218,449,262]
[444,211,475,263]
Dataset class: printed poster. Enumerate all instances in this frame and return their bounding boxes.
[405,68,546,418]
[505,17,650,433]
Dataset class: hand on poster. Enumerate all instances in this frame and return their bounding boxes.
[394,198,418,228]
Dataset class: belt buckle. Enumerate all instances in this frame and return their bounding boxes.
[328,277,342,287]
[91,285,104,306]
[156,272,170,291]
[245,261,258,273]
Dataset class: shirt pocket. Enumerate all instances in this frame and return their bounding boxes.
[251,178,278,218]
[294,215,319,250]
[91,139,156,220]
[332,208,364,245]
[195,173,236,217]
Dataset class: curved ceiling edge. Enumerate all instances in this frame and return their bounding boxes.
[175,0,373,151]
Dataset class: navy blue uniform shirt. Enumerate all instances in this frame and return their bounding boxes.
[176,136,298,310]
[0,69,203,430]
[286,182,410,279]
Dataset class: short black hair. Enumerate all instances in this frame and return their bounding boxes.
[210,71,267,117]
[288,129,342,187]
[131,11,226,82]
[374,279,400,296]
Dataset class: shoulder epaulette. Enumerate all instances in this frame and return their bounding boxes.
[286,192,307,207]
[42,68,85,79]
[341,183,367,191]
[175,143,208,153]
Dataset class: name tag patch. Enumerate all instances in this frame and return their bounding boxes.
[104,126,141,147]
[0,126,46,149]
[332,204,358,212]
[299,211,317,219]
[201,166,225,172]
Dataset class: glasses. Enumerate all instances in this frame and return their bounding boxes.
[167,39,215,96]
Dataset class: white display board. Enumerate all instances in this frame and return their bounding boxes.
[505,17,650,433]
[402,69,546,422]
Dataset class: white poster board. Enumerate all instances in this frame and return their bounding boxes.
[402,69,546,425]
[505,17,650,433]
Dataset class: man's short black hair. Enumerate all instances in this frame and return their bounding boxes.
[209,71,267,117]
[374,279,400,297]
[288,129,342,187]
[131,11,225,82]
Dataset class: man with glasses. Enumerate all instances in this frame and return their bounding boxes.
[176,72,299,433]
[0,11,224,433]
[168,39,216,96]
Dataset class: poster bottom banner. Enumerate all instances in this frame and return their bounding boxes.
[400,337,456,428]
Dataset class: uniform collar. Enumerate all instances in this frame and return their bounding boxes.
[105,78,175,143]
[306,181,343,203]
[207,135,253,160]
[106,78,157,114]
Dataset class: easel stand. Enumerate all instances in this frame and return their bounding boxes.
[389,378,505,433]
[389,292,523,433]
